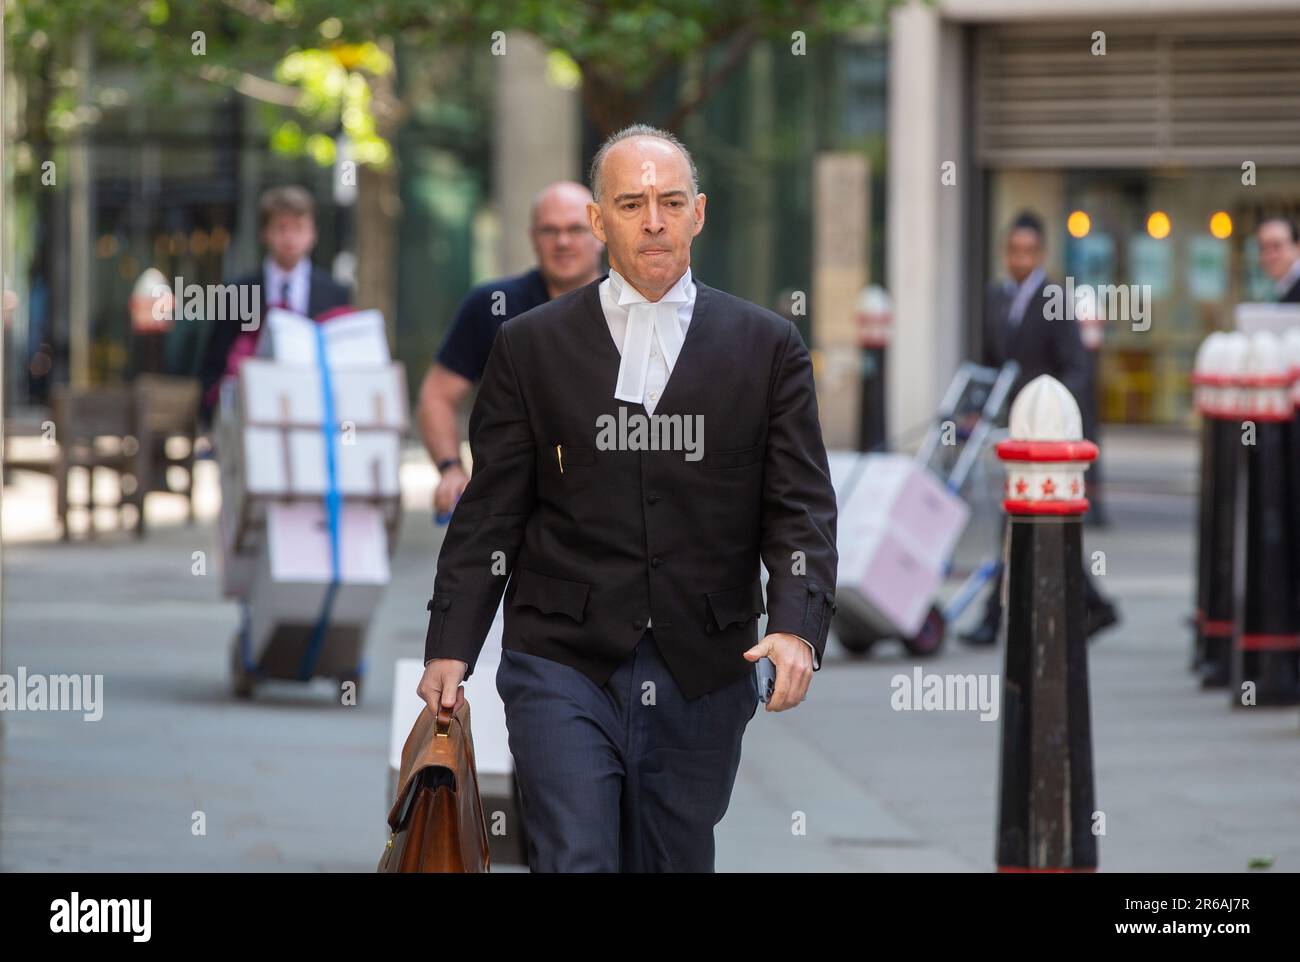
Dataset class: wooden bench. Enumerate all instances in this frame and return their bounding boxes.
[41,376,200,539]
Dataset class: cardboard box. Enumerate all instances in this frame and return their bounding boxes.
[829,451,966,638]
[216,379,260,596]
[836,522,942,638]
[1234,302,1300,335]
[216,502,258,598]
[239,359,408,431]
[240,426,402,498]
[257,307,391,367]
[220,359,406,551]
[838,453,969,572]
[244,502,390,664]
[217,309,405,604]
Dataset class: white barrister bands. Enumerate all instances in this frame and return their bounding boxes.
[610,269,689,406]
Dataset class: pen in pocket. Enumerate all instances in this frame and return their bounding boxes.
[556,443,564,474]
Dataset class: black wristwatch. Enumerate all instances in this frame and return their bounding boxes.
[436,457,463,473]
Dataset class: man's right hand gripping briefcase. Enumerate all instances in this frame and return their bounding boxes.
[378,700,491,873]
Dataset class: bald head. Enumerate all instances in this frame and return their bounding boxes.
[530,181,593,228]
[586,126,706,301]
[589,124,699,204]
[528,180,603,295]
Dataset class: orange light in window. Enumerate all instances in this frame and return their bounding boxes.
[1209,211,1233,240]
[1067,210,1091,238]
[1147,211,1171,240]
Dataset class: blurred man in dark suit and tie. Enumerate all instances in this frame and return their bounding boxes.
[980,211,1090,403]
[195,185,351,427]
[960,211,1119,646]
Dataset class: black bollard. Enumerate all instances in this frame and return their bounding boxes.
[1285,329,1300,666]
[1191,334,1219,674]
[1202,414,1242,688]
[859,346,888,453]
[1192,333,1241,688]
[855,285,891,453]
[1230,330,1300,708]
[995,375,1098,872]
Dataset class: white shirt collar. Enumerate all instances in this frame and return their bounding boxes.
[601,267,696,408]
[1276,259,1300,298]
[608,266,693,307]
[263,257,312,315]
[1014,266,1045,297]
[1006,266,1046,326]
[264,256,310,283]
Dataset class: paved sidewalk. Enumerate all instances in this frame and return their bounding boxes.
[2,426,1297,871]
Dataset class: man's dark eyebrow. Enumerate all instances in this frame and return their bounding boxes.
[612,189,689,204]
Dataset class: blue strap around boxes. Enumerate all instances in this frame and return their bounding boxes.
[298,323,343,680]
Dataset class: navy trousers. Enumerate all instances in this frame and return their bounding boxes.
[496,628,758,872]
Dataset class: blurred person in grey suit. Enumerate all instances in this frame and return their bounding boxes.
[961,211,1119,646]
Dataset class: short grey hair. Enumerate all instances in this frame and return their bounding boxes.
[589,124,700,203]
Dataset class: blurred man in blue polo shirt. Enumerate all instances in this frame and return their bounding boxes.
[417,181,604,515]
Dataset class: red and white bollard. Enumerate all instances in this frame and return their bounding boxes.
[1230,330,1300,707]
[1191,332,1248,688]
[994,375,1098,872]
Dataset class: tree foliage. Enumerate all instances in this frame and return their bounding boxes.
[5,0,901,163]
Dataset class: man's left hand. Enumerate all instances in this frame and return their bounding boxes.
[743,632,812,712]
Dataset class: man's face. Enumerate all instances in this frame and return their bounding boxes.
[1005,228,1043,284]
[262,212,317,270]
[1257,221,1299,282]
[588,137,706,300]
[530,187,603,289]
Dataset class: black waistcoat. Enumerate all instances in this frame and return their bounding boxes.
[424,275,838,700]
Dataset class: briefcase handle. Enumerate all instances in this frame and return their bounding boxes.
[436,705,453,738]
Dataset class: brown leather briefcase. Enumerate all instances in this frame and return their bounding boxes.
[378,699,491,873]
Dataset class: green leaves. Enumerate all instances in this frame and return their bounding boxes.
[7,0,901,160]
[267,44,393,167]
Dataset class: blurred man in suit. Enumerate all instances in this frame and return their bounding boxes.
[1257,215,1300,303]
[416,181,604,517]
[961,211,1119,646]
[980,211,1090,403]
[196,185,350,426]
